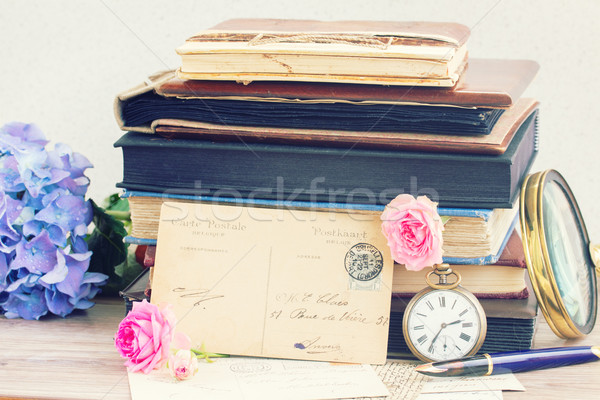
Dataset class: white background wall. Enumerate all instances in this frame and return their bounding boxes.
[1,0,599,240]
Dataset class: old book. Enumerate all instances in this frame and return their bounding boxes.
[114,111,538,209]
[159,59,539,108]
[392,230,528,299]
[113,59,538,136]
[119,267,152,315]
[119,92,504,137]
[113,59,538,144]
[153,99,537,155]
[121,190,518,265]
[176,19,469,86]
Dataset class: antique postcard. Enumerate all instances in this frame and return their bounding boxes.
[151,201,393,364]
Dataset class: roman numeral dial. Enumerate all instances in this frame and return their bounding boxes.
[403,288,486,363]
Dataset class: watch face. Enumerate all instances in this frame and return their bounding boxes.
[404,288,486,362]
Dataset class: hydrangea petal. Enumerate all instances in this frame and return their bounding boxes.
[11,232,58,274]
[53,251,91,297]
[81,271,108,285]
[40,251,69,285]
[5,273,40,292]
[71,235,89,253]
[1,287,48,320]
[45,224,67,247]
[0,122,48,153]
[72,298,95,310]
[0,252,9,289]
[34,195,91,234]
[44,289,74,317]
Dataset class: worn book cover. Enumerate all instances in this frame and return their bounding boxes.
[159,59,539,108]
[176,19,469,86]
[113,59,538,142]
[153,99,537,155]
[115,111,538,209]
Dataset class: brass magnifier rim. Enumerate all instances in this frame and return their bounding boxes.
[520,169,598,338]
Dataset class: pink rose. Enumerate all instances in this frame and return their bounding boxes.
[381,194,444,271]
[115,299,176,373]
[168,349,199,381]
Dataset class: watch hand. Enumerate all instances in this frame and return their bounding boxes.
[429,325,445,352]
[446,320,463,326]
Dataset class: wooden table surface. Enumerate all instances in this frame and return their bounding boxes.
[1,297,599,400]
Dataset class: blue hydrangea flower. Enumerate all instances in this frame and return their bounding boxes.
[0,122,48,154]
[0,252,9,291]
[46,143,93,196]
[1,286,48,320]
[0,155,26,193]
[0,122,107,320]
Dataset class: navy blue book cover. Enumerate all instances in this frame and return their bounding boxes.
[115,111,537,209]
[121,92,504,136]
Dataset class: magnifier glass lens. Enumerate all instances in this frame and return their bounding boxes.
[542,179,595,330]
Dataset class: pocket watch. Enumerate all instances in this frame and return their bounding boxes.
[402,264,487,362]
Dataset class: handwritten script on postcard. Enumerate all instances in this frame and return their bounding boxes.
[151,200,393,364]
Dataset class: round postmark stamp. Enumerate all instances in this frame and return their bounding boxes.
[344,243,384,282]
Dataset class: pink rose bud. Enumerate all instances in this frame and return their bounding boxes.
[114,300,177,374]
[168,349,199,381]
[381,194,444,271]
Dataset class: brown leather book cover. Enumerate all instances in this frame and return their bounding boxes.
[496,229,527,268]
[159,59,539,108]
[154,98,538,155]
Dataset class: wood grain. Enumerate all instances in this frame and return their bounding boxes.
[0,298,130,400]
[1,297,599,399]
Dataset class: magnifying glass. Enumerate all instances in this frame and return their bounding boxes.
[520,169,599,338]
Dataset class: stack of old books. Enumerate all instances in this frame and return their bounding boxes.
[115,19,540,357]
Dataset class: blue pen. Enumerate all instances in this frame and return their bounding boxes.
[416,346,600,376]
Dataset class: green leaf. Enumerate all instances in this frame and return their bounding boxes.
[115,251,144,282]
[103,193,130,212]
[87,199,132,296]
[102,195,131,232]
[440,216,451,225]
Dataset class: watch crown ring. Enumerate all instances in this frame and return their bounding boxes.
[426,267,461,290]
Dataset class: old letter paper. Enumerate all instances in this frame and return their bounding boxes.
[151,201,393,364]
[128,357,389,400]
